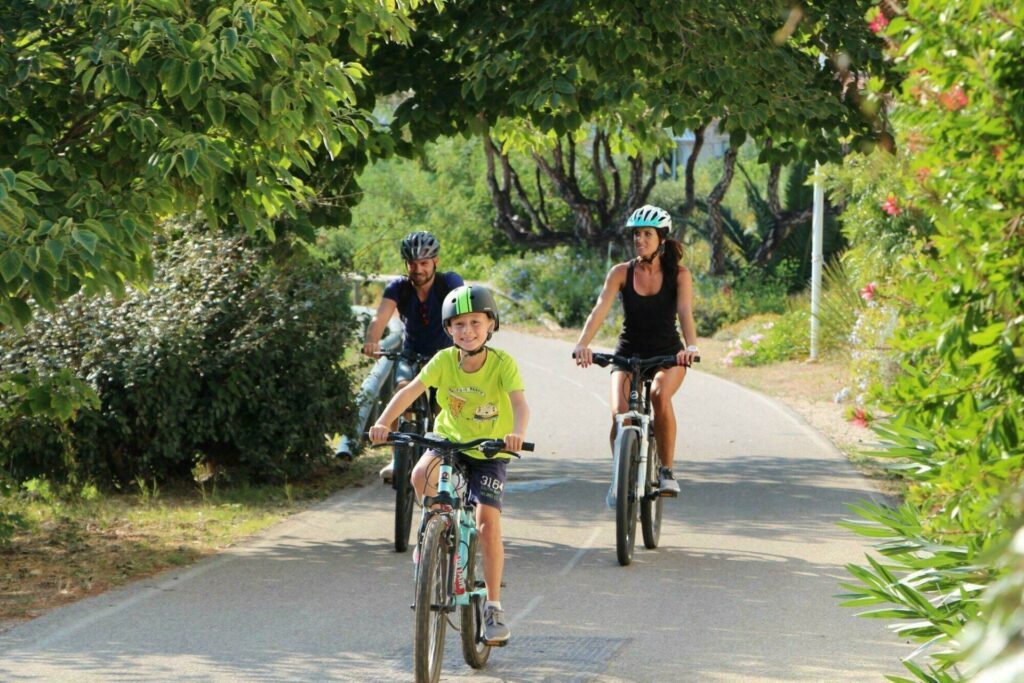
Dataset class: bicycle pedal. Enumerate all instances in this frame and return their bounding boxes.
[659,489,679,498]
[484,638,510,647]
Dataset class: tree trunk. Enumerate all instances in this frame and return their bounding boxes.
[676,124,706,243]
[706,145,738,275]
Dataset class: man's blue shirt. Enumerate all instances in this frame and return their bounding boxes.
[382,272,464,356]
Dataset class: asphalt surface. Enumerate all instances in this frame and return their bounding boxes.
[0,330,908,681]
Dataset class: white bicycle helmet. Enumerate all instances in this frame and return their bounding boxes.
[400,231,441,261]
[625,205,671,237]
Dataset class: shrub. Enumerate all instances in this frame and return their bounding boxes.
[492,246,610,329]
[0,226,357,486]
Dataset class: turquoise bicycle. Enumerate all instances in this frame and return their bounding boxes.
[372,432,533,683]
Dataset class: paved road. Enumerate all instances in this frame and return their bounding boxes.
[0,330,907,681]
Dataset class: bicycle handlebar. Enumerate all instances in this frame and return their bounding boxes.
[572,351,701,368]
[372,350,433,365]
[366,431,533,458]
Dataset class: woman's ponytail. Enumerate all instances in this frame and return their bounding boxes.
[661,237,684,290]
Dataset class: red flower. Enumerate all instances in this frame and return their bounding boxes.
[916,167,932,183]
[849,408,870,428]
[993,145,1005,162]
[869,12,889,33]
[939,85,968,111]
[882,194,902,216]
[859,282,876,302]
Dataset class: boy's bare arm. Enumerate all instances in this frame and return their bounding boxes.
[504,390,529,452]
[369,379,427,442]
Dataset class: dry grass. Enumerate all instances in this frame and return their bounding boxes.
[0,452,388,633]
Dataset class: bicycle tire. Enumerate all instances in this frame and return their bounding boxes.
[640,432,663,549]
[615,430,640,566]
[413,516,449,683]
[393,444,416,552]
[460,530,491,668]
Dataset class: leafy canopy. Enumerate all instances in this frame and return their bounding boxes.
[0,0,437,329]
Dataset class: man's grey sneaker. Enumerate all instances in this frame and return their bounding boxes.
[658,467,680,497]
[483,605,511,644]
[379,460,394,485]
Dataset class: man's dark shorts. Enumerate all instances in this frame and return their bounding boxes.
[428,450,508,512]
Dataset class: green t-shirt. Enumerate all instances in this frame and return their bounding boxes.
[418,346,525,459]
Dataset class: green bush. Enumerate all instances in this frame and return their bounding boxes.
[693,261,796,337]
[0,227,357,486]
[492,246,610,329]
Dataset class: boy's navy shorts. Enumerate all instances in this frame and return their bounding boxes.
[428,450,508,512]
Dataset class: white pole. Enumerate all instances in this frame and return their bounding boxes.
[810,161,824,361]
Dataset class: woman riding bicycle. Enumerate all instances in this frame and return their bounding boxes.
[369,285,529,645]
[573,205,699,496]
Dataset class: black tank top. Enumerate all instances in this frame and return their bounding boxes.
[615,260,683,357]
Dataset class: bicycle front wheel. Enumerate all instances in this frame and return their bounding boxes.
[615,430,640,566]
[640,432,663,549]
[393,444,416,552]
[460,531,491,668]
[414,516,449,683]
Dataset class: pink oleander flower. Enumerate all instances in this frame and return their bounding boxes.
[939,85,968,111]
[869,12,889,33]
[860,282,877,301]
[849,407,870,428]
[881,194,902,216]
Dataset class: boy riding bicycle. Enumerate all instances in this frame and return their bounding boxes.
[369,285,529,645]
[362,231,464,482]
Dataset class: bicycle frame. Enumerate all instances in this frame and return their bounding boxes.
[417,461,486,615]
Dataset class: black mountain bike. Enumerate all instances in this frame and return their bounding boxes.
[578,351,698,566]
[373,350,433,552]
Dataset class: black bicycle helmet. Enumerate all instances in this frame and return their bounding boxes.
[441,285,500,332]
[400,231,441,261]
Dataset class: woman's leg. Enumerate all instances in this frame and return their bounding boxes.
[650,366,687,469]
[609,370,631,448]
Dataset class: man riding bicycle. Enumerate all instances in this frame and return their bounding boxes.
[362,231,464,482]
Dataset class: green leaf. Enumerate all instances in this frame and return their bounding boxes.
[10,297,32,326]
[206,97,226,126]
[187,60,203,93]
[0,251,23,282]
[270,84,286,115]
[45,239,66,263]
[967,323,1003,346]
[72,229,99,255]
[163,60,187,98]
[183,148,199,175]
[965,345,1001,366]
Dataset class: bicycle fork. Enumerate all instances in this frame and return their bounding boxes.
[610,410,650,506]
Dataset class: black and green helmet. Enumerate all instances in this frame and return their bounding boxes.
[441,285,500,332]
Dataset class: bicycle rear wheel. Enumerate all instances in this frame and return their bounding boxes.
[615,430,640,566]
[414,516,449,683]
[393,443,416,552]
[640,432,663,549]
[460,531,491,668]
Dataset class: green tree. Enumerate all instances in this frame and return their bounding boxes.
[0,0,434,329]
[368,0,897,271]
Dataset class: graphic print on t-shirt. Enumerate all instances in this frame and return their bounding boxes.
[446,386,484,419]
